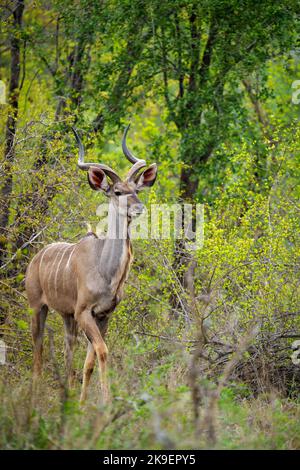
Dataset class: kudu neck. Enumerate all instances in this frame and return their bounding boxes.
[106,199,131,241]
[99,200,132,284]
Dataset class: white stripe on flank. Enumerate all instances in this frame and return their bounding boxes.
[66,245,76,270]
[44,243,68,295]
[39,244,57,277]
[54,245,69,297]
[48,248,64,295]
[37,242,72,299]
[63,245,76,292]
[39,242,69,274]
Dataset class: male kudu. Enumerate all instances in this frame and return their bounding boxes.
[25,125,157,403]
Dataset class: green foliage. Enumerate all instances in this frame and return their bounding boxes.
[0,0,300,450]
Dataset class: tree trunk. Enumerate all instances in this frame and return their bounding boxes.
[0,0,24,328]
[171,138,213,321]
[0,0,25,268]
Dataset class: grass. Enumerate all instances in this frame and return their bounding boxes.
[0,332,300,450]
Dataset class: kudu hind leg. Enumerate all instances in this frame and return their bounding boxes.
[77,309,109,404]
[31,304,48,377]
[63,315,78,387]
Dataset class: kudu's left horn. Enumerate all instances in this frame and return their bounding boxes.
[72,127,121,183]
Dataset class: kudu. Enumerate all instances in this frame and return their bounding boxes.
[25,125,157,403]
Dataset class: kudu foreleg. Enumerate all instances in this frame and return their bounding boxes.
[80,341,96,403]
[77,308,109,404]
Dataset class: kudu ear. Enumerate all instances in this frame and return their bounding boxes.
[88,167,110,192]
[135,163,158,191]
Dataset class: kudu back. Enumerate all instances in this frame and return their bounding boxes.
[25,125,157,403]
